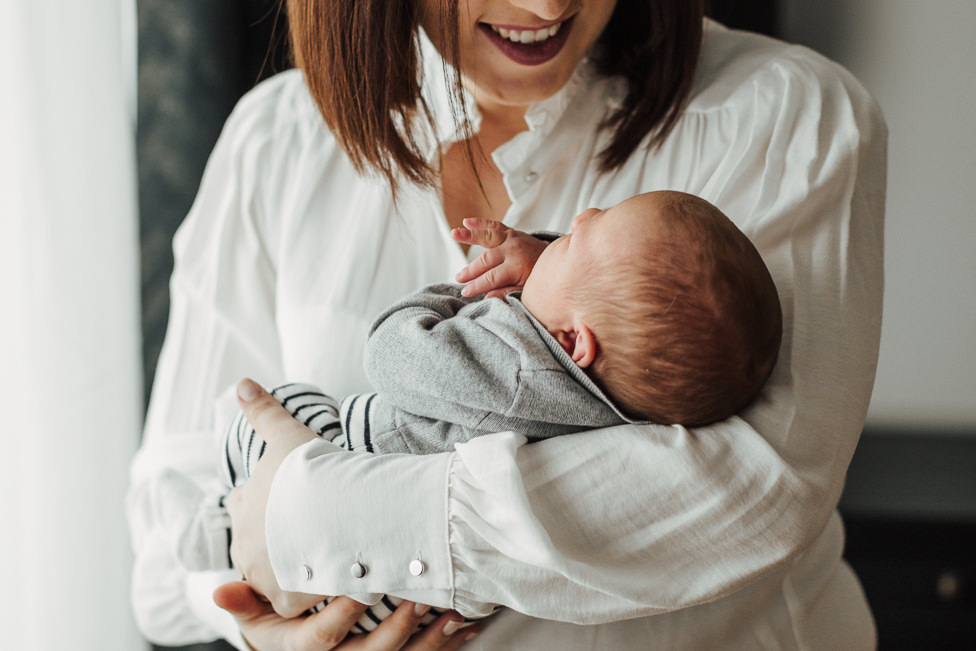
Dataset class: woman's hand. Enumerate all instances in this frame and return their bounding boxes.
[221,379,479,649]
[215,581,480,651]
[224,378,325,617]
[452,219,547,298]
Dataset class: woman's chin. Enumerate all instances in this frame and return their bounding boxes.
[467,70,573,113]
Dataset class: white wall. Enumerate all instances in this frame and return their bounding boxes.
[780,0,976,430]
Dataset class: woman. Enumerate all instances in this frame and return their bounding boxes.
[128,0,886,649]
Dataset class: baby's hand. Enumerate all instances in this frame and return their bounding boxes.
[452,218,548,298]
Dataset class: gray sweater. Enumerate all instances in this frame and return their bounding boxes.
[339,283,634,455]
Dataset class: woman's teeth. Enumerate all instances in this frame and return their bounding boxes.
[490,22,561,44]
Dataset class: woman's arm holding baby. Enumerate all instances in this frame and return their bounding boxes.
[218,380,482,650]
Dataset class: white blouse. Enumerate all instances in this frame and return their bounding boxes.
[127,20,886,650]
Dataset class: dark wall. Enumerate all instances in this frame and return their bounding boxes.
[138,0,290,409]
[839,429,976,650]
[138,3,288,649]
[706,0,779,36]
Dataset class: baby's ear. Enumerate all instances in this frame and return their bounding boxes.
[570,324,597,369]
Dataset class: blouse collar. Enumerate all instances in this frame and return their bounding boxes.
[417,29,599,159]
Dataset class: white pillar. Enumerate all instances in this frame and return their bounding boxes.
[0,1,146,648]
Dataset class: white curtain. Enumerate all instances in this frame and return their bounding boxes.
[0,1,145,649]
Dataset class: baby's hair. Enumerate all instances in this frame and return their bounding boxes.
[580,193,782,426]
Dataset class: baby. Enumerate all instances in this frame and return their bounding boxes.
[165,190,782,629]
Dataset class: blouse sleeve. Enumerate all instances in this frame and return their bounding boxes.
[126,76,299,647]
[265,47,887,622]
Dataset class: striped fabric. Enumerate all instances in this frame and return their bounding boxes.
[308,594,451,633]
[221,383,341,484]
[220,382,458,632]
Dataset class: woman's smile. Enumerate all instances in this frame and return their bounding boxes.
[486,19,564,43]
[479,16,576,66]
[421,0,616,113]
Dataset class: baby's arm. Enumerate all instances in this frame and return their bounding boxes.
[452,219,549,298]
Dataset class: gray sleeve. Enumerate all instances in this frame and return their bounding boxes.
[335,392,479,455]
[363,283,523,434]
[360,284,621,453]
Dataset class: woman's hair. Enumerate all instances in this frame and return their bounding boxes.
[579,194,783,426]
[286,0,705,190]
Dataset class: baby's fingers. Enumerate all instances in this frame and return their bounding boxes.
[455,248,504,284]
[460,269,519,298]
[451,219,510,249]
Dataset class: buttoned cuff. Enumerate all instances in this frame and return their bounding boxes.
[266,439,455,607]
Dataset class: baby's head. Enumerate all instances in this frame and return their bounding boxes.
[520,191,782,426]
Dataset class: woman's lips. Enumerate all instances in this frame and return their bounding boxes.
[479,16,575,66]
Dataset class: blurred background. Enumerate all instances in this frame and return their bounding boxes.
[1,0,973,649]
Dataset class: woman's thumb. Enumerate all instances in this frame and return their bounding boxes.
[237,378,267,404]
[214,581,266,620]
[235,378,283,444]
[236,378,321,451]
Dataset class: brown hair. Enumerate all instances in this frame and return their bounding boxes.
[286,0,704,191]
[581,193,782,426]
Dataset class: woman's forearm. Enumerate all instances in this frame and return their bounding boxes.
[265,413,836,623]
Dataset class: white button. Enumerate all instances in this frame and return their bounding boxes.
[350,562,367,578]
[409,559,425,576]
[524,171,538,183]
[302,565,313,580]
